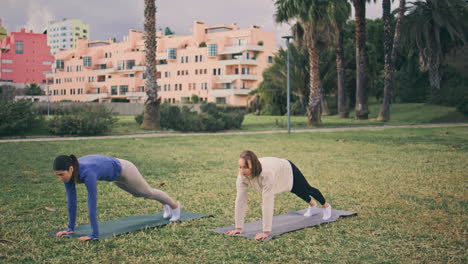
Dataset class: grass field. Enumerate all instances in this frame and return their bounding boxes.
[0,126,466,263]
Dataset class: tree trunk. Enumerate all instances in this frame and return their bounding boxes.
[336,27,348,118]
[306,42,322,126]
[428,55,441,104]
[320,83,330,116]
[353,0,369,120]
[378,0,406,122]
[141,0,161,130]
[377,0,393,122]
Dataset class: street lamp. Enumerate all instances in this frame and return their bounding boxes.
[282,36,293,135]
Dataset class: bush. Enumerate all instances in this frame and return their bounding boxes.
[48,104,117,136]
[137,103,246,132]
[0,100,44,136]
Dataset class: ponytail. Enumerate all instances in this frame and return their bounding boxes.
[69,155,80,184]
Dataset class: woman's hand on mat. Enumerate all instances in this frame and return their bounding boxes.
[226,228,242,236]
[78,236,93,241]
[55,230,74,237]
[254,232,270,240]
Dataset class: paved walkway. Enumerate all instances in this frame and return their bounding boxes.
[0,123,467,143]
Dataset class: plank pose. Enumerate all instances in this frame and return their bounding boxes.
[227,150,331,240]
[53,154,180,240]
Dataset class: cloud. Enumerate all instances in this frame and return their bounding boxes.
[23,3,54,33]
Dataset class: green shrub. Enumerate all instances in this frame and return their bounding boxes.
[135,113,143,125]
[135,103,246,132]
[201,114,225,132]
[48,104,117,136]
[0,100,44,136]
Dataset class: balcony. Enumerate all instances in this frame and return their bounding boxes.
[93,67,115,74]
[218,58,258,66]
[126,91,146,99]
[210,88,251,97]
[219,44,264,55]
[84,93,109,102]
[216,74,258,83]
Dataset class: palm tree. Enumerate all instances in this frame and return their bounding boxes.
[402,0,468,104]
[328,0,352,118]
[141,0,161,130]
[351,0,376,120]
[275,0,337,126]
[377,0,406,122]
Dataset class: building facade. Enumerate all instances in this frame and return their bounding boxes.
[0,28,54,84]
[47,19,90,55]
[0,19,7,41]
[47,21,276,106]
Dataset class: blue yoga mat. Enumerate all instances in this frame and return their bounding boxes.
[213,207,357,240]
[51,210,209,239]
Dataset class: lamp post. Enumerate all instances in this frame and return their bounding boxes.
[282,36,293,135]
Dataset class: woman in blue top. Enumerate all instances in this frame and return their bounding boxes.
[53,154,181,241]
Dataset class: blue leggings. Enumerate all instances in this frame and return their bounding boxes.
[289,161,326,205]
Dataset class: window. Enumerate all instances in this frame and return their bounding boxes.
[97,75,106,82]
[126,60,135,70]
[111,86,118,95]
[207,44,217,56]
[195,55,198,62]
[83,29,87,33]
[56,60,64,69]
[167,48,176,59]
[83,56,92,67]
[1,69,13,73]
[200,55,203,62]
[117,61,124,70]
[213,69,217,75]
[15,41,24,54]
[268,56,273,63]
[119,85,128,95]
[216,97,226,104]
[218,68,221,75]
[2,59,13,63]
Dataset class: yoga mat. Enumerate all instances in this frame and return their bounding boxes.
[213,207,357,240]
[51,210,209,239]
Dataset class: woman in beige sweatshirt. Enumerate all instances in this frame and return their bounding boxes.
[227,150,331,240]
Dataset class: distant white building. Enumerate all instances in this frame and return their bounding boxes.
[47,19,90,55]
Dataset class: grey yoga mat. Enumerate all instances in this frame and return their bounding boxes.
[213,207,357,240]
[51,210,210,239]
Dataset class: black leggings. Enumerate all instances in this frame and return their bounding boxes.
[289,161,326,205]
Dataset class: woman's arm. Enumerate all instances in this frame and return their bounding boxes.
[233,175,249,232]
[65,181,77,232]
[84,176,99,239]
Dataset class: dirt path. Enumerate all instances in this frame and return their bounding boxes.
[0,123,467,143]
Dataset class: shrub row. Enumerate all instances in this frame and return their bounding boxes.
[136,103,245,132]
[0,100,43,136]
[48,104,117,136]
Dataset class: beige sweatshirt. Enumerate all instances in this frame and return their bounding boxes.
[235,157,294,232]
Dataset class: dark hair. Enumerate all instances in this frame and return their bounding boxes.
[53,155,80,183]
[239,150,262,177]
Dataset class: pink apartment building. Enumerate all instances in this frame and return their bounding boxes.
[48,21,276,106]
[0,28,54,83]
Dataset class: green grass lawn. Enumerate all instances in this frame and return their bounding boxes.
[0,127,466,263]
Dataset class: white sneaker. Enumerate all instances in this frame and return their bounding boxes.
[163,204,172,219]
[169,201,181,222]
[303,205,317,217]
[322,204,332,220]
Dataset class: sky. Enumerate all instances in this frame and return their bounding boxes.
[0,0,400,47]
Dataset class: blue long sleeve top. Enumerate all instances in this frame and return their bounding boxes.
[64,155,122,239]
